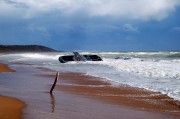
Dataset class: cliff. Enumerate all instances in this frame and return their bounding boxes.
[0,45,57,52]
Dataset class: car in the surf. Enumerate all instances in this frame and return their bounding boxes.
[59,52,103,63]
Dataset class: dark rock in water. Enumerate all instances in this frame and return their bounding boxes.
[115,57,124,59]
[115,57,131,60]
[0,45,57,52]
[123,57,131,60]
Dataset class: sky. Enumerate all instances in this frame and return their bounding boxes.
[0,0,180,51]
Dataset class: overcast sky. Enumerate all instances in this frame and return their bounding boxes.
[0,0,180,51]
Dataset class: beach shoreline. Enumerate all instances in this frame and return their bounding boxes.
[46,71,180,116]
[0,62,180,119]
[0,63,26,119]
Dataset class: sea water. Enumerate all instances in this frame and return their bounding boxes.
[0,52,180,101]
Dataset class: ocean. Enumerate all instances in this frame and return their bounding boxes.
[0,51,180,101]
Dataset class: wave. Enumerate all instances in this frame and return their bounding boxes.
[1,52,180,101]
[102,58,180,79]
[167,52,180,58]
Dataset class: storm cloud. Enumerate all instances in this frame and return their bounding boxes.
[1,0,180,20]
[0,0,180,51]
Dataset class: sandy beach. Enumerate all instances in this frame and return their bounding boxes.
[0,63,15,73]
[1,0,180,118]
[0,62,180,119]
[54,72,180,114]
[0,63,26,119]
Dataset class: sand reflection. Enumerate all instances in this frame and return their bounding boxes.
[50,93,55,113]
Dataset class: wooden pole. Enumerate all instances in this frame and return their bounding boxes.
[50,72,59,94]
[50,93,55,113]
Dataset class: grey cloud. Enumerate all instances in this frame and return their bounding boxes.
[1,0,180,21]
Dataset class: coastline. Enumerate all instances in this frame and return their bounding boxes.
[50,71,180,115]
[0,62,180,119]
[0,63,26,119]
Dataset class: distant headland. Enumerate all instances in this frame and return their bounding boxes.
[0,45,58,52]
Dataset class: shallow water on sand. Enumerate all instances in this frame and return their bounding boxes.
[0,52,180,101]
[0,63,180,119]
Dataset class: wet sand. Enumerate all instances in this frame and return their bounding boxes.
[0,63,26,119]
[0,96,26,119]
[45,72,180,115]
[0,63,180,119]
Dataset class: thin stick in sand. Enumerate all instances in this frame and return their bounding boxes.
[50,72,59,93]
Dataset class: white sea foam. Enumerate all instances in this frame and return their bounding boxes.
[1,52,180,101]
[102,58,180,79]
[19,53,60,60]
